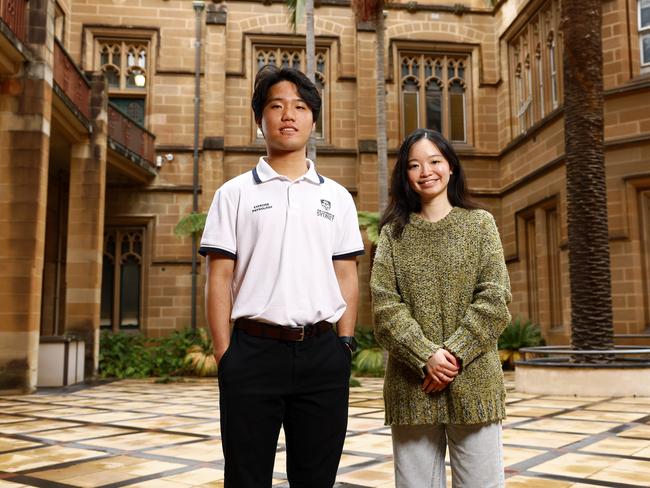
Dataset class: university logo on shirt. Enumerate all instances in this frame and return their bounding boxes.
[317,199,335,221]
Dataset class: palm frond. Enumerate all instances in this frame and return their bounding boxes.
[357,210,380,245]
[498,317,544,350]
[352,348,384,375]
[286,0,305,33]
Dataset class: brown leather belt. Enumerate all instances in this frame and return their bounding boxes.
[234,318,332,342]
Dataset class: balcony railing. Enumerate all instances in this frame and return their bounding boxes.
[0,0,28,43]
[108,104,156,169]
[53,38,91,120]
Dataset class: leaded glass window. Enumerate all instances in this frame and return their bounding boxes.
[425,81,442,133]
[536,46,545,118]
[97,39,149,126]
[548,33,559,109]
[100,228,144,332]
[640,0,650,68]
[399,53,469,142]
[515,63,526,133]
[508,0,562,135]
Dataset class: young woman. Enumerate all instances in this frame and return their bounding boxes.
[370,129,512,487]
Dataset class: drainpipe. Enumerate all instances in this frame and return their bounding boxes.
[191,0,205,330]
[53,172,66,336]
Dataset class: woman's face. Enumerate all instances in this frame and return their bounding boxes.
[406,138,453,204]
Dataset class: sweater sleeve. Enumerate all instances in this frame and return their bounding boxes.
[443,213,512,368]
[371,227,439,378]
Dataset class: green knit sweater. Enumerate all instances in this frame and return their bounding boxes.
[370,207,512,425]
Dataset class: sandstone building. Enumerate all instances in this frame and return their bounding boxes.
[1,0,649,392]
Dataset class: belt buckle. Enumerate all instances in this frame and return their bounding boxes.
[285,325,305,341]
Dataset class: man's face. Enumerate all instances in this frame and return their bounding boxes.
[258,81,315,155]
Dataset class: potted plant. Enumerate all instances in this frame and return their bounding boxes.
[497,318,544,369]
[184,327,217,377]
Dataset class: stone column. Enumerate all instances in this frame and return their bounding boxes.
[195,4,228,327]
[0,0,54,392]
[202,3,227,209]
[354,25,380,327]
[63,73,108,378]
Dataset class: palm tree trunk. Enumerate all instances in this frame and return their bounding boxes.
[562,0,614,360]
[305,0,317,162]
[351,0,388,212]
[375,9,388,212]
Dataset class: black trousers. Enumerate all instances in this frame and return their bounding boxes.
[218,327,351,488]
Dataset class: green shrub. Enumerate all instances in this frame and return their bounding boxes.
[352,348,385,376]
[149,328,203,377]
[99,328,209,379]
[355,328,379,351]
[351,327,385,377]
[101,326,392,379]
[357,211,380,245]
[99,332,152,379]
[498,317,544,350]
[497,318,545,369]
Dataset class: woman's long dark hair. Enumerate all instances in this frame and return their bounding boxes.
[380,128,480,238]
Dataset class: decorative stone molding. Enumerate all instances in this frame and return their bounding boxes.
[203,136,224,150]
[358,140,377,153]
[206,3,227,25]
[356,20,376,32]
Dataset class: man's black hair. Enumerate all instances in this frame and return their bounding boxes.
[252,65,321,124]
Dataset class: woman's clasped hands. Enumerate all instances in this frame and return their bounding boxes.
[422,348,460,394]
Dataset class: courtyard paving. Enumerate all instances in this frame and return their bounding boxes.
[0,373,649,487]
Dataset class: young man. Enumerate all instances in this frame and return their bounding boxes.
[200,65,364,488]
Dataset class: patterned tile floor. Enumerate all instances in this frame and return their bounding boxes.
[1,373,650,487]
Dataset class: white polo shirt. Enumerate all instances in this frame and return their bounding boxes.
[200,157,364,326]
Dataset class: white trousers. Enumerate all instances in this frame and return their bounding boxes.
[391,422,504,488]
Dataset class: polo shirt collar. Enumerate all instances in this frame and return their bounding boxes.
[253,157,324,185]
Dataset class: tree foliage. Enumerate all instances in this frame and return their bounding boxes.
[174,212,207,238]
[357,211,380,245]
[99,328,210,379]
[286,0,304,32]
